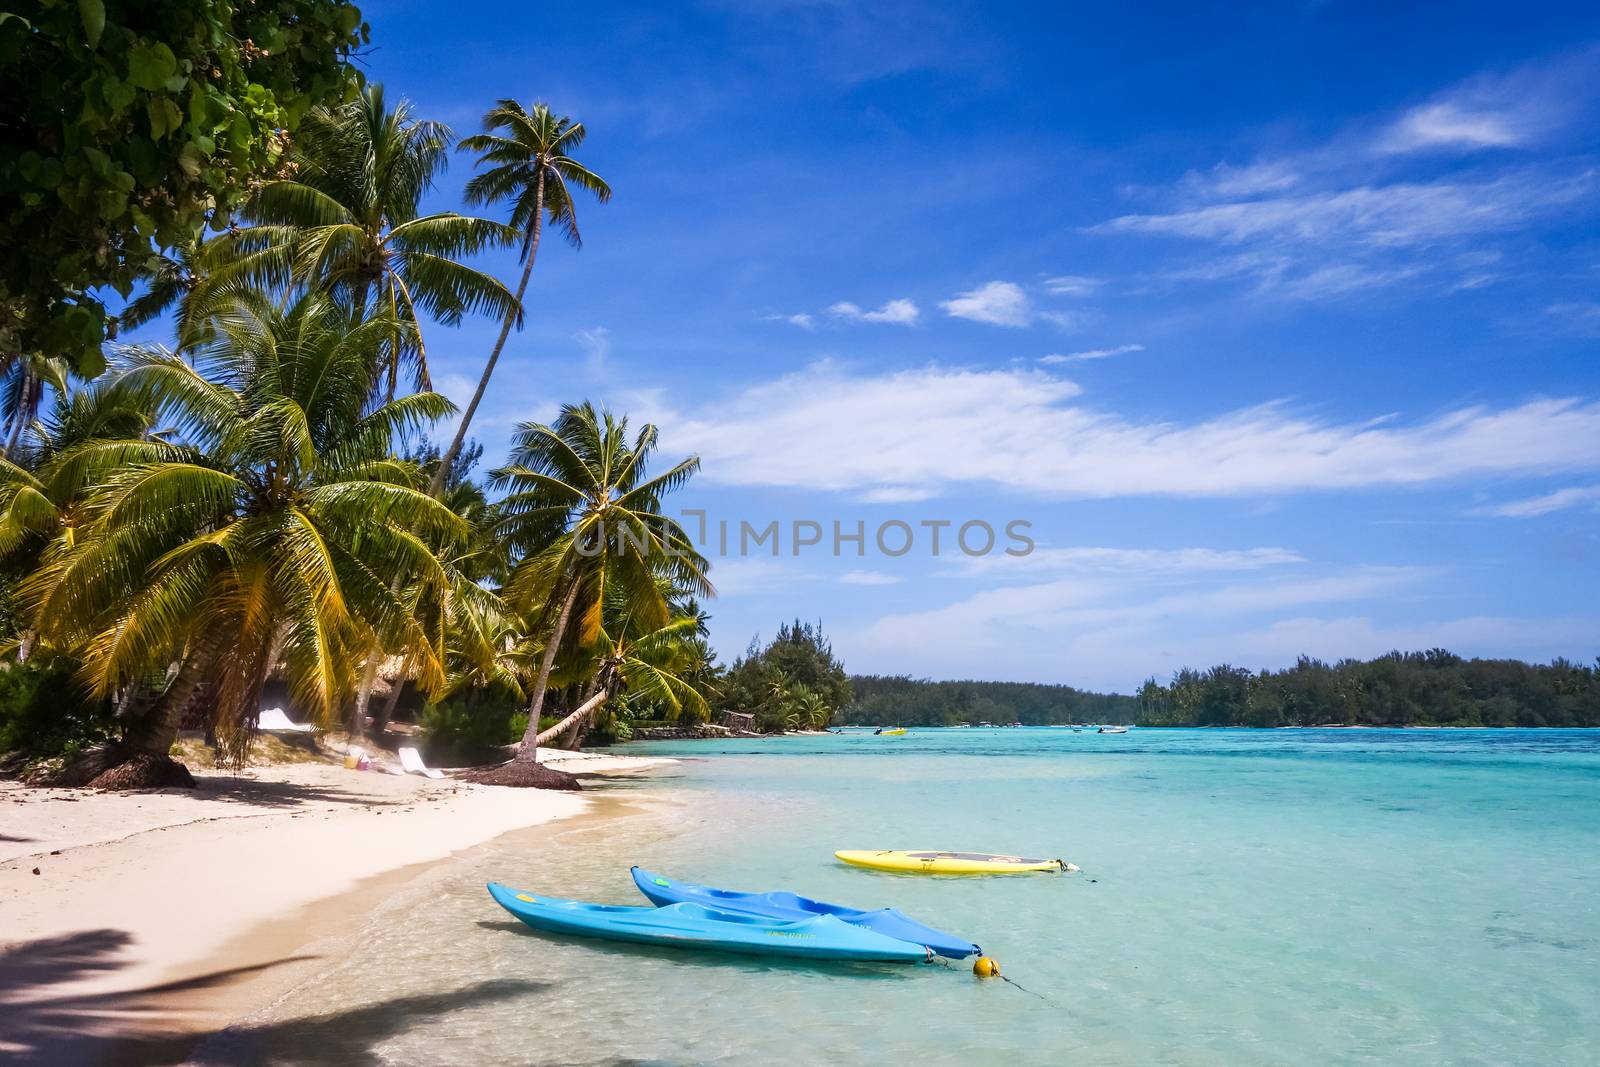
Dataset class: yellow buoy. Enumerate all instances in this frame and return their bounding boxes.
[973,956,1001,978]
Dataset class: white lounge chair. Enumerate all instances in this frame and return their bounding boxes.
[258,706,314,733]
[398,746,445,779]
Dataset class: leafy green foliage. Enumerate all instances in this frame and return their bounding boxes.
[0,658,115,759]
[716,620,850,732]
[21,293,466,749]
[1136,650,1600,727]
[206,84,519,396]
[421,689,527,759]
[845,674,1137,727]
[0,0,367,374]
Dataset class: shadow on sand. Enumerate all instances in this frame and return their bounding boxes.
[0,927,546,1066]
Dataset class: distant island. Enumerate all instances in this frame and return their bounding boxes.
[840,650,1600,729]
[843,675,1137,727]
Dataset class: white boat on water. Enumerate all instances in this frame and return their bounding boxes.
[1098,725,1130,734]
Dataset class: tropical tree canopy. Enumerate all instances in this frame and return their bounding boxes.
[462,402,711,786]
[22,293,466,763]
[207,84,520,394]
[431,100,611,493]
[0,0,368,375]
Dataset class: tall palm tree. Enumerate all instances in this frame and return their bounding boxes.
[466,402,710,788]
[25,294,466,786]
[209,84,521,400]
[429,102,611,496]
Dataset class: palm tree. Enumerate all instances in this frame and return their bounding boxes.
[539,612,712,750]
[0,381,171,661]
[0,354,67,457]
[429,102,611,496]
[210,84,521,400]
[466,402,710,788]
[25,293,467,786]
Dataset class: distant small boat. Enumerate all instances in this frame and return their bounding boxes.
[880,727,907,736]
[1098,726,1129,734]
[487,883,930,962]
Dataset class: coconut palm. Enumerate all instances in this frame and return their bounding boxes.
[0,354,68,457]
[24,293,466,785]
[465,402,710,788]
[429,102,611,496]
[539,612,713,750]
[0,381,171,661]
[209,84,520,400]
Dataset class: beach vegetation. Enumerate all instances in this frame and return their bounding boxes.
[1136,651,1600,728]
[461,403,711,788]
[0,0,368,378]
[433,100,610,495]
[844,674,1137,727]
[717,620,850,732]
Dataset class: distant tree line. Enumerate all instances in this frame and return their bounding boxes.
[842,675,1138,727]
[1136,650,1600,728]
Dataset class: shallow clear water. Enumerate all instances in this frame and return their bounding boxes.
[217,729,1600,1065]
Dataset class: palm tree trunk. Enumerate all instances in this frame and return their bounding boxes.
[540,686,608,749]
[350,651,381,739]
[429,168,545,497]
[121,632,222,759]
[513,571,579,765]
[374,656,409,733]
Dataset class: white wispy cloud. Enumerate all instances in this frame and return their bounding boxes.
[950,546,1306,578]
[1039,343,1144,364]
[707,557,815,598]
[940,281,1032,327]
[1042,275,1103,297]
[1375,47,1599,155]
[840,565,1441,688]
[839,569,903,586]
[1379,102,1523,154]
[856,485,938,504]
[829,298,920,325]
[1546,301,1600,335]
[649,362,1600,500]
[1179,161,1302,199]
[1477,485,1600,518]
[575,327,611,373]
[1098,170,1593,249]
[765,312,816,330]
[1100,51,1600,301]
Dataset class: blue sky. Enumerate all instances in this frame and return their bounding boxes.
[234,3,1600,689]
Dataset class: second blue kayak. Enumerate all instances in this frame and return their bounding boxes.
[487,882,931,963]
[630,866,980,959]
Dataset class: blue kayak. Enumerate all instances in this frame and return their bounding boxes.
[486,882,931,963]
[630,866,980,959]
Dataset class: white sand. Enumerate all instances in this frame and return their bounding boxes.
[0,746,672,1064]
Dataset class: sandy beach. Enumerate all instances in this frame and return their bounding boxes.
[0,746,672,1066]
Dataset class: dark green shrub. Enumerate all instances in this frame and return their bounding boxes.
[420,687,527,762]
[0,660,116,760]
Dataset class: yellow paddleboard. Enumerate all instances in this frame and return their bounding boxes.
[835,850,1069,875]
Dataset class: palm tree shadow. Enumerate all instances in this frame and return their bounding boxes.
[0,928,546,1066]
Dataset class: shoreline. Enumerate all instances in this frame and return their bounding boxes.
[0,750,673,1066]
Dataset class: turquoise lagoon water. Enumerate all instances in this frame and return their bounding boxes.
[215,729,1600,1065]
